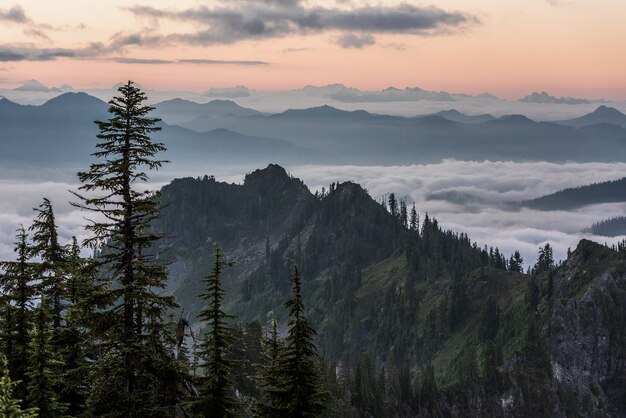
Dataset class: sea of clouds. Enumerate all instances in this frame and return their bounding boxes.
[1,160,625,272]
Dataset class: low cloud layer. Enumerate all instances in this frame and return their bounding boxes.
[2,161,625,274]
[286,161,626,268]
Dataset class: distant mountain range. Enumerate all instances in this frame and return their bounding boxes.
[519,91,608,105]
[13,79,73,93]
[2,92,626,171]
[0,93,320,169]
[151,98,263,125]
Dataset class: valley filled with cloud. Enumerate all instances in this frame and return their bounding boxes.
[2,160,624,271]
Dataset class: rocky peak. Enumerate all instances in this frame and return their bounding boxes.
[243,164,308,195]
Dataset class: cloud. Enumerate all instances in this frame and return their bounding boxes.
[178,58,268,65]
[0,45,81,61]
[0,5,28,24]
[126,2,478,48]
[282,47,311,53]
[111,57,269,65]
[1,161,625,274]
[0,5,59,41]
[112,57,174,64]
[23,28,51,41]
[336,33,375,49]
[0,43,267,66]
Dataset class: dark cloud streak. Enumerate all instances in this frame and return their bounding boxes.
[337,33,375,49]
[111,57,269,65]
[127,2,478,48]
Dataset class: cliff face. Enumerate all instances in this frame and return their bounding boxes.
[545,240,626,417]
[436,240,626,418]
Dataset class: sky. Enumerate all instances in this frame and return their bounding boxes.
[0,0,625,99]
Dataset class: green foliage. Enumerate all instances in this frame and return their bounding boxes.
[0,227,36,402]
[254,318,284,417]
[272,266,329,417]
[26,300,67,417]
[188,246,241,417]
[478,295,499,342]
[532,243,555,275]
[0,356,37,418]
[72,80,181,416]
[508,251,524,273]
[30,198,68,329]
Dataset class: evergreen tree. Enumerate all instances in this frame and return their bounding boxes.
[274,266,328,417]
[0,356,37,418]
[72,81,180,415]
[409,204,419,231]
[533,243,554,274]
[188,246,240,417]
[254,317,284,417]
[388,193,398,218]
[0,227,36,402]
[508,251,524,273]
[399,200,408,227]
[29,198,67,330]
[58,238,91,415]
[26,298,66,417]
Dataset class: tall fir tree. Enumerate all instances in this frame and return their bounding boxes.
[274,266,328,417]
[0,227,36,403]
[388,193,398,218]
[72,80,180,416]
[254,317,284,417]
[188,246,241,417]
[508,251,524,273]
[409,203,419,231]
[29,198,67,330]
[57,237,90,415]
[399,200,408,228]
[26,298,67,417]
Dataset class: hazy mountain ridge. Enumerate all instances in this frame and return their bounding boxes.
[2,93,626,170]
[557,105,626,129]
[0,93,319,168]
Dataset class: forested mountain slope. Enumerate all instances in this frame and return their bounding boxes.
[154,164,626,416]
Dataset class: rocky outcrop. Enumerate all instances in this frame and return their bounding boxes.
[546,240,626,417]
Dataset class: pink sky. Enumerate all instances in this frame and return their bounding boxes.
[1,0,625,99]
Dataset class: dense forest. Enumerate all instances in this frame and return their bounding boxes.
[588,216,626,237]
[1,82,626,417]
